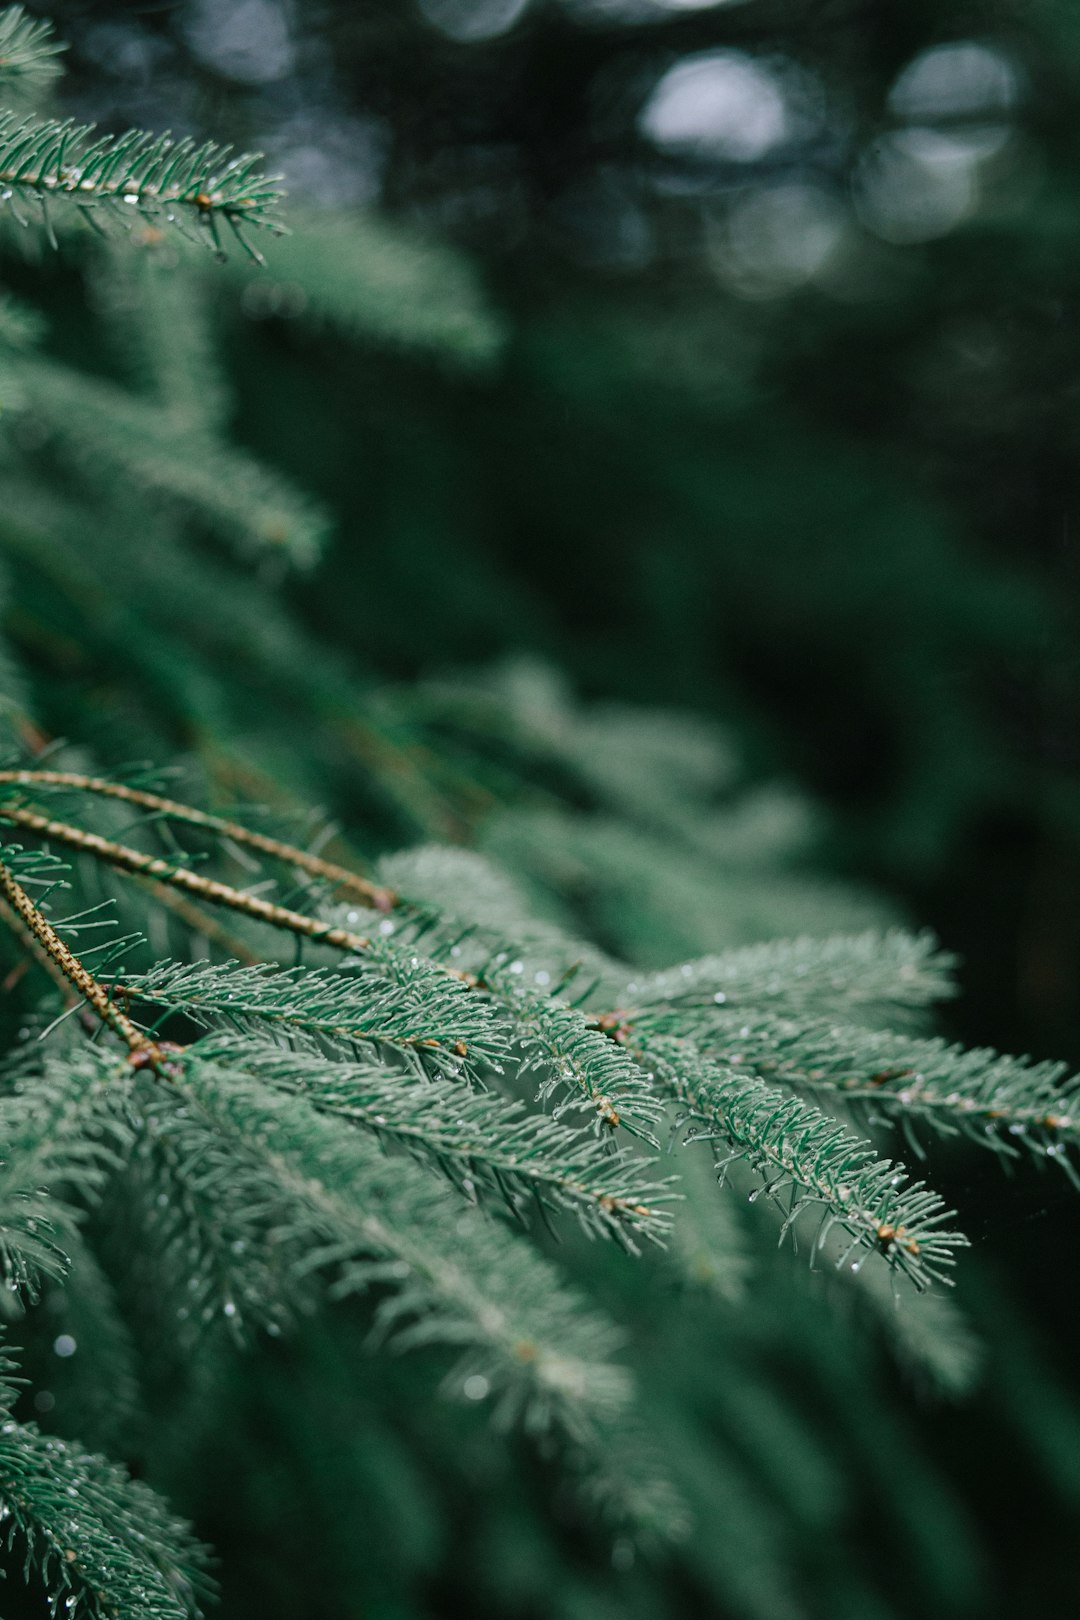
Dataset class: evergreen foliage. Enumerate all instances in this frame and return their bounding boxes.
[0,8,1075,1618]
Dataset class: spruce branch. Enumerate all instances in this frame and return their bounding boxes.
[0,769,395,910]
[0,804,379,956]
[169,1060,639,1444]
[134,876,261,965]
[623,930,956,1018]
[39,1230,146,1453]
[638,1032,966,1289]
[0,890,85,1011]
[11,354,328,565]
[182,1030,675,1247]
[0,7,64,101]
[512,991,666,1144]
[123,1080,301,1348]
[90,246,230,436]
[235,207,505,366]
[694,1010,1080,1179]
[0,808,547,1065]
[0,1377,212,1620]
[666,1138,753,1303]
[113,956,513,1080]
[847,1259,981,1398]
[0,1047,133,1296]
[0,111,283,255]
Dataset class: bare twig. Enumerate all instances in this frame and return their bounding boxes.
[0,853,158,1060]
[0,804,377,957]
[0,770,397,911]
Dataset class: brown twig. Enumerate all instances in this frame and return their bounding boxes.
[0,804,377,957]
[0,854,159,1060]
[0,893,84,1012]
[0,770,397,912]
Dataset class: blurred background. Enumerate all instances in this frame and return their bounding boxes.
[9,0,1080,1612]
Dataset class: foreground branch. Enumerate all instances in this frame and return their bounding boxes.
[0,770,395,910]
[0,854,152,1057]
[0,804,378,956]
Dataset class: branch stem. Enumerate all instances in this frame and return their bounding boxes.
[0,854,152,1056]
[0,772,396,910]
[0,804,376,957]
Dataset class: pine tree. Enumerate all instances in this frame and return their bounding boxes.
[0,9,1075,1617]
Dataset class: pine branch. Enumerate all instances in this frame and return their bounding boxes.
[692,1010,1080,1178]
[0,1047,133,1297]
[114,956,513,1080]
[182,1030,675,1247]
[623,930,956,1018]
[10,353,328,566]
[0,1349,211,1620]
[0,7,64,101]
[0,769,395,910]
[0,111,283,256]
[172,1059,637,1443]
[639,1032,967,1289]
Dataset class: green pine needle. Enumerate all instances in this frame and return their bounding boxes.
[0,1411,213,1619]
[185,1029,677,1247]
[641,1032,967,1290]
[0,112,283,256]
[695,1008,1080,1181]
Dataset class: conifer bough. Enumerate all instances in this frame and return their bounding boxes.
[0,5,63,99]
[0,112,284,256]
